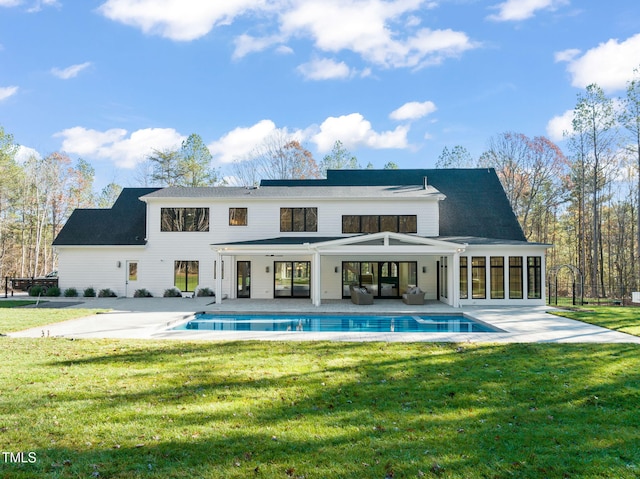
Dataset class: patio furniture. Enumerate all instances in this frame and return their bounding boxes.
[350,285,374,305]
[402,287,425,305]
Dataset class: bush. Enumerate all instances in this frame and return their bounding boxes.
[134,288,153,298]
[98,288,117,298]
[45,286,61,297]
[64,287,79,297]
[83,287,96,297]
[28,285,45,297]
[163,288,182,298]
[196,287,214,297]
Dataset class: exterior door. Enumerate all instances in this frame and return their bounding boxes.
[237,261,251,298]
[126,260,138,297]
[379,261,399,297]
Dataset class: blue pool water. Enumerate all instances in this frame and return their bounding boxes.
[174,313,501,333]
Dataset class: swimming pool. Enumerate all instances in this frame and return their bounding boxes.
[173,313,501,333]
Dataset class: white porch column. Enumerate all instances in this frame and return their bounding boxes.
[452,251,461,308]
[312,251,321,306]
[214,250,223,304]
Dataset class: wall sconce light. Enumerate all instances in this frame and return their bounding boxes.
[334,266,339,273]
[116,261,121,268]
[265,266,270,273]
[422,266,427,273]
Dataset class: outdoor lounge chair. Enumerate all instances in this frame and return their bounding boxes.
[350,285,374,305]
[402,287,425,305]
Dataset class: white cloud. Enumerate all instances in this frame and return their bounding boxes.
[0,85,18,101]
[546,109,574,142]
[100,0,478,71]
[487,0,568,22]
[98,0,268,42]
[208,120,278,164]
[554,48,580,63]
[311,113,409,152]
[51,62,92,79]
[279,0,476,69]
[0,0,59,10]
[55,126,184,169]
[557,33,640,92]
[233,33,285,60]
[15,145,41,163]
[390,100,437,121]
[297,58,353,80]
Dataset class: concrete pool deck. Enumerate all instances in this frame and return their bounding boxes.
[6,296,640,343]
[9,298,640,344]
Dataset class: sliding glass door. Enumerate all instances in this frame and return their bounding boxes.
[274,261,311,298]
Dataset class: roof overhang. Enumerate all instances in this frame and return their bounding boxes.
[212,232,468,256]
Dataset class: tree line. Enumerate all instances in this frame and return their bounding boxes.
[1,68,639,299]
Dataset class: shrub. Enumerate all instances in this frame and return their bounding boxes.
[83,287,96,297]
[98,288,117,298]
[28,285,45,297]
[134,288,153,298]
[64,287,79,297]
[45,286,61,297]
[196,287,214,297]
[163,288,182,297]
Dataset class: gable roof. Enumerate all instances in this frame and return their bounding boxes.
[53,188,160,246]
[261,168,526,241]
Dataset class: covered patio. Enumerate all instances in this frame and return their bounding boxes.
[212,232,466,307]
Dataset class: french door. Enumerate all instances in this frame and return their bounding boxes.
[342,261,417,299]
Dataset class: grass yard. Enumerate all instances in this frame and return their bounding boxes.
[1,339,639,478]
[0,300,38,308]
[0,307,106,334]
[550,306,640,337]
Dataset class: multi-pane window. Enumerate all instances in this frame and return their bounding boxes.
[527,256,542,299]
[174,261,199,292]
[509,257,523,299]
[471,257,486,299]
[459,256,468,299]
[341,215,417,234]
[229,208,248,226]
[490,257,505,299]
[161,208,209,232]
[280,207,317,232]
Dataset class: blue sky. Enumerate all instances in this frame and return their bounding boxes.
[1,0,640,188]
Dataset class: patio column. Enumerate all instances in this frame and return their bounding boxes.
[214,250,223,304]
[452,250,461,308]
[312,250,321,306]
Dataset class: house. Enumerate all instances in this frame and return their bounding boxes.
[53,168,550,306]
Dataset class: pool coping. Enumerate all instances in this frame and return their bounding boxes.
[6,298,640,343]
[170,311,504,334]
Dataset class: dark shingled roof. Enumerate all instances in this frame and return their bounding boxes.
[262,169,526,241]
[53,188,160,246]
[55,169,526,246]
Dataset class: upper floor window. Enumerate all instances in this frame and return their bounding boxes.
[342,215,417,234]
[161,208,209,232]
[229,208,248,226]
[280,207,317,232]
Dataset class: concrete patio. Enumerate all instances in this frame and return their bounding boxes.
[6,296,640,343]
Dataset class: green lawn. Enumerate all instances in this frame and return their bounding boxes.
[0,299,38,308]
[0,308,106,334]
[1,339,639,478]
[550,306,640,337]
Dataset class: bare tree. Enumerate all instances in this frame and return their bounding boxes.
[231,131,320,186]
